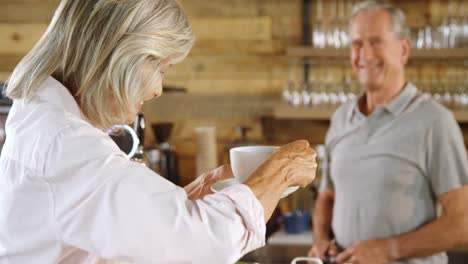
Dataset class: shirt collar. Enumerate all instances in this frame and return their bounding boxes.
[36,76,83,119]
[351,82,418,119]
[383,82,418,116]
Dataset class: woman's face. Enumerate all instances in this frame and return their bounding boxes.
[135,59,171,112]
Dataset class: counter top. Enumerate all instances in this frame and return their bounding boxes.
[240,245,468,264]
[267,230,313,246]
[241,245,310,264]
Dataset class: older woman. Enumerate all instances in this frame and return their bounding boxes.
[0,0,317,263]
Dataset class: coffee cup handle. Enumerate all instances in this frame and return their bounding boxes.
[291,257,323,264]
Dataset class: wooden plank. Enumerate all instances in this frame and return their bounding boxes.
[429,0,447,25]
[0,17,273,55]
[0,72,10,82]
[191,17,272,40]
[453,110,468,123]
[260,117,329,145]
[165,54,288,79]
[164,77,286,95]
[411,49,468,60]
[273,104,335,121]
[286,46,468,60]
[272,17,302,41]
[191,39,284,54]
[0,0,59,3]
[287,47,350,59]
[0,55,23,71]
[273,104,468,124]
[396,0,428,28]
[179,0,300,18]
[0,2,59,23]
[0,24,47,55]
[142,94,278,123]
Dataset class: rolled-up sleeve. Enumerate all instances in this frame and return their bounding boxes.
[45,123,265,264]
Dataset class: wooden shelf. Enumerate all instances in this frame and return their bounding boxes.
[273,104,468,123]
[273,104,335,121]
[287,46,468,60]
[287,47,349,59]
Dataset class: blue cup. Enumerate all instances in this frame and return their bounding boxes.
[283,210,311,234]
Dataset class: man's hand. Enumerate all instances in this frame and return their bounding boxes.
[185,165,233,200]
[335,239,396,264]
[308,239,339,261]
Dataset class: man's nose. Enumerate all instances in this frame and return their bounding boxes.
[359,43,375,62]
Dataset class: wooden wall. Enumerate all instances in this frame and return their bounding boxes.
[0,0,466,185]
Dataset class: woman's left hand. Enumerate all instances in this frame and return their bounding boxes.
[185,165,234,200]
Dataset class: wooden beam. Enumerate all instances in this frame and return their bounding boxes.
[0,55,23,71]
[179,0,300,18]
[0,24,47,55]
[165,54,288,79]
[191,17,272,40]
[164,77,285,95]
[191,39,284,54]
[0,17,273,55]
[273,104,468,124]
[0,2,59,23]
[0,72,10,83]
[286,46,468,61]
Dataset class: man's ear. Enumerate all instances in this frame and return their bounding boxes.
[401,37,410,65]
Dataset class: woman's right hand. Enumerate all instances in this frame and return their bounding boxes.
[308,239,338,261]
[244,140,317,221]
[253,139,317,188]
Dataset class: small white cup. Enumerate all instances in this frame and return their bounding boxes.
[229,146,279,183]
[291,257,323,264]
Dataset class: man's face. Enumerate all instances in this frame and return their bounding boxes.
[349,10,409,91]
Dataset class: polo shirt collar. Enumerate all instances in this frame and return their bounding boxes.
[383,82,418,116]
[351,82,418,120]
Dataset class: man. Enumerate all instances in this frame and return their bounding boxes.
[308,1,468,264]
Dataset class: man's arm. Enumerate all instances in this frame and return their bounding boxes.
[314,189,335,241]
[308,189,336,260]
[336,185,468,263]
[392,185,468,259]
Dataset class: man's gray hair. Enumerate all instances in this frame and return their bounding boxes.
[350,0,410,39]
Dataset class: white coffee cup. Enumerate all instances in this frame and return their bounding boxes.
[229,146,279,183]
[291,257,323,264]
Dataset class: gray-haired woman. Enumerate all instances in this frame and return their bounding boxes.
[0,1,317,263]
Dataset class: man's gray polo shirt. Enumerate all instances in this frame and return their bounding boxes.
[320,83,468,264]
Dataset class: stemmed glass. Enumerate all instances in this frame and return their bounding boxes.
[431,75,443,103]
[312,0,325,48]
[326,0,337,48]
[455,0,467,47]
[337,0,349,48]
[447,0,460,48]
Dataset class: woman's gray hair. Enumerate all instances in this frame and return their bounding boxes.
[350,0,410,39]
[5,0,194,129]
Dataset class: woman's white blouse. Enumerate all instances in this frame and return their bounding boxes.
[0,77,265,264]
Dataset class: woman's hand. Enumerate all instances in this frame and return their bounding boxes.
[185,165,233,200]
[244,140,317,221]
[247,140,317,189]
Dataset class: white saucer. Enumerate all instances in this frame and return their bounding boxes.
[211,178,299,199]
